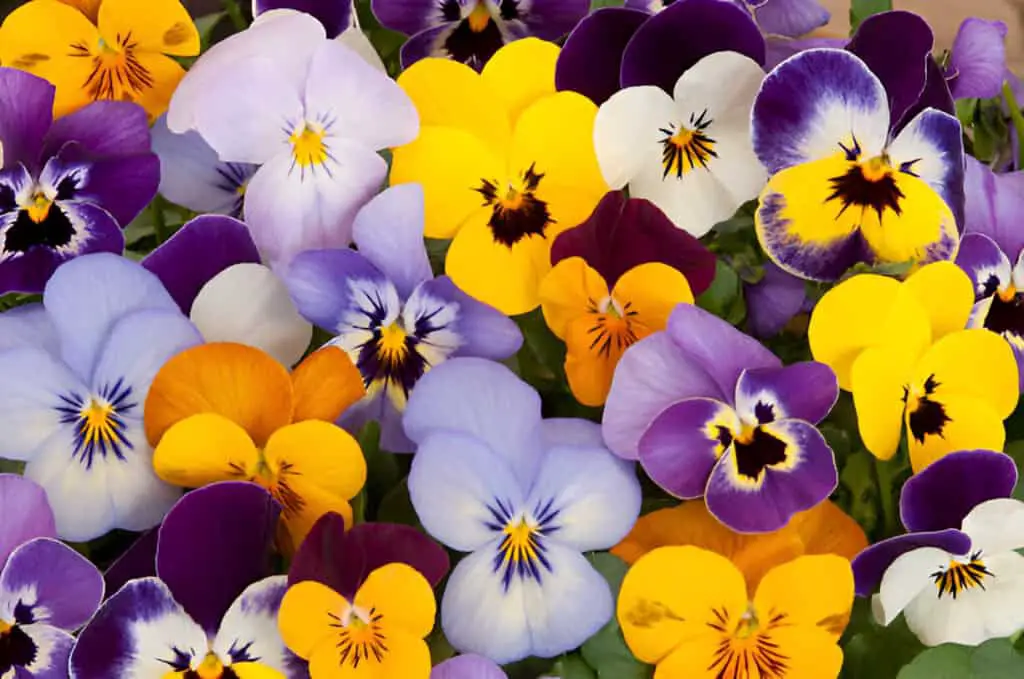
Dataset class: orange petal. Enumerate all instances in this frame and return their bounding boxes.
[144,342,294,448]
[291,346,366,423]
[788,500,869,561]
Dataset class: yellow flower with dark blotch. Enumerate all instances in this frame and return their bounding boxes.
[618,546,853,679]
[0,0,199,119]
[390,38,609,315]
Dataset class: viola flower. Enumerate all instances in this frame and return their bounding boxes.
[744,261,809,338]
[404,358,642,662]
[279,563,436,678]
[0,68,158,295]
[624,0,829,41]
[0,0,198,119]
[284,184,521,452]
[954,157,1024,389]
[851,450,1024,646]
[166,11,418,267]
[253,0,353,38]
[0,254,202,540]
[145,342,367,552]
[540,192,715,406]
[944,19,1009,100]
[751,45,965,281]
[808,263,1019,470]
[555,0,765,107]
[70,482,307,678]
[618,547,853,678]
[390,39,609,315]
[432,655,507,678]
[143,215,313,367]
[593,50,767,236]
[371,0,587,71]
[0,475,57,563]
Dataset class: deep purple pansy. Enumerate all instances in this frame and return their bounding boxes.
[625,0,830,41]
[432,654,508,678]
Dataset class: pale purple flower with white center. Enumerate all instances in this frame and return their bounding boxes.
[284,184,522,452]
[944,18,1009,100]
[0,254,203,541]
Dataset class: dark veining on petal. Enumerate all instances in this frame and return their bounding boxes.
[733,427,788,480]
[659,109,717,179]
[904,374,951,444]
[55,378,137,469]
[476,163,553,248]
[931,550,993,599]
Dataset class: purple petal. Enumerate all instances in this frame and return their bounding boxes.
[156,482,280,634]
[41,101,151,161]
[845,10,933,127]
[956,233,1010,299]
[734,362,837,425]
[0,538,103,630]
[744,261,808,337]
[0,475,55,567]
[399,24,453,70]
[351,183,433,298]
[852,529,972,596]
[705,418,838,533]
[948,18,1008,100]
[555,7,648,106]
[254,0,353,37]
[754,0,829,39]
[666,303,781,399]
[0,69,53,170]
[963,156,1024,258]
[68,148,160,228]
[432,654,508,679]
[289,514,450,600]
[103,529,158,595]
[16,624,73,679]
[639,397,734,498]
[339,382,413,454]
[550,191,716,295]
[414,277,523,360]
[520,0,590,41]
[371,0,441,36]
[620,0,765,92]
[899,449,1018,533]
[764,35,847,71]
[284,248,386,331]
[142,215,261,315]
[893,57,955,134]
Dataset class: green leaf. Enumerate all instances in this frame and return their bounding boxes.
[554,654,597,679]
[589,0,624,7]
[841,598,924,679]
[697,259,744,325]
[897,639,1024,678]
[375,477,423,528]
[838,450,878,537]
[581,554,654,679]
[849,0,891,31]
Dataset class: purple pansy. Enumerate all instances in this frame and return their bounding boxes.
[625,0,829,40]
[70,482,308,678]
[372,0,587,71]
[945,18,1009,101]
[0,475,103,679]
[744,261,809,338]
[284,184,522,452]
[954,157,1024,390]
[851,450,1024,647]
[253,0,353,38]
[432,654,508,678]
[0,254,203,541]
[0,68,158,295]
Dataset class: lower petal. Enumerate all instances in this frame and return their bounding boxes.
[310,626,430,679]
[0,538,103,631]
[907,394,1006,473]
[213,576,300,677]
[353,562,436,640]
[734,362,838,426]
[752,554,853,632]
[265,420,367,505]
[152,413,259,488]
[419,277,523,361]
[130,52,188,120]
[14,623,74,679]
[764,626,844,678]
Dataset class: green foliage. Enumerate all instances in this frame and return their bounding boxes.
[841,599,925,678]
[848,0,891,31]
[697,259,746,326]
[582,554,654,679]
[897,639,1024,678]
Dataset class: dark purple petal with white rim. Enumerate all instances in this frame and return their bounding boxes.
[0,475,55,567]
[156,482,280,634]
[284,248,387,332]
[754,0,829,39]
[948,18,1008,100]
[555,7,648,106]
[0,69,52,170]
[103,529,159,595]
[955,233,1010,300]
[519,0,590,41]
[620,0,765,93]
[415,277,523,360]
[0,538,103,631]
[899,449,1018,533]
[852,529,972,596]
[41,101,151,161]
[254,0,353,37]
[371,0,444,36]
[744,261,808,337]
[734,362,838,425]
[142,214,261,315]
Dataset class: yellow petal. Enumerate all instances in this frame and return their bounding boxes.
[397,57,510,154]
[354,563,437,639]
[618,546,748,664]
[389,127,502,240]
[480,38,559,127]
[152,412,258,488]
[611,262,695,326]
[57,0,101,22]
[309,628,431,679]
[753,555,854,638]
[279,490,354,555]
[914,328,1019,418]
[291,346,366,423]
[767,626,845,679]
[128,51,187,121]
[278,580,349,660]
[908,395,1007,473]
[538,257,609,339]
[97,0,199,56]
[264,420,367,504]
[145,343,294,449]
[231,663,286,679]
[850,343,918,460]
[653,632,725,679]
[809,273,932,390]
[902,261,974,341]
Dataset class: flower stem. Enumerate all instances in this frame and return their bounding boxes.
[222,0,248,31]
[1002,81,1024,169]
[873,455,900,539]
[151,196,169,245]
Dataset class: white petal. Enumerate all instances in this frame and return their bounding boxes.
[706,122,768,207]
[874,546,950,626]
[672,51,765,131]
[0,348,79,462]
[593,85,677,189]
[191,263,312,367]
[630,159,737,237]
[213,576,294,672]
[961,497,1024,556]
[335,24,386,73]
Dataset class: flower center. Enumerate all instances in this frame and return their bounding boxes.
[932,551,993,599]
[981,286,1024,346]
[439,0,509,67]
[333,606,388,668]
[290,124,329,168]
[827,141,907,221]
[233,451,305,518]
[587,295,645,359]
[56,381,136,469]
[69,33,154,103]
[467,1,491,31]
[25,192,52,223]
[377,323,409,363]
[902,374,951,444]
[716,410,788,484]
[659,109,717,178]
[0,620,37,672]
[486,498,561,590]
[475,163,553,248]
[195,652,228,679]
[706,605,790,678]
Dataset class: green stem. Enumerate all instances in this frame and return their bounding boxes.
[222,0,248,31]
[1003,81,1024,170]
[151,196,169,245]
[873,452,902,539]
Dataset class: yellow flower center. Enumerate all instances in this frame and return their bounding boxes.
[475,163,553,248]
[26,192,53,223]
[998,284,1017,303]
[290,124,328,168]
[500,518,541,567]
[70,34,154,103]
[660,109,717,178]
[859,155,891,182]
[195,652,227,679]
[377,323,409,364]
[467,1,492,32]
[337,607,389,667]
[708,604,790,677]
[0,619,11,635]
[587,295,646,360]
[932,551,992,599]
[236,450,305,517]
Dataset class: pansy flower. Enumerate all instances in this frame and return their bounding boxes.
[143,215,313,367]
[943,18,1009,100]
[70,482,306,677]
[284,184,521,452]
[751,44,965,280]
[954,157,1024,389]
[744,261,809,338]
[432,655,507,678]
[0,0,198,119]
[279,563,436,678]
[624,0,830,42]
[0,474,103,679]
[619,547,853,678]
[145,343,367,552]
[405,358,642,662]
[390,39,609,315]
[371,0,587,70]
[0,254,202,541]
[166,10,418,267]
[808,262,1019,471]
[250,0,386,71]
[0,68,158,295]
[851,450,1024,647]
[540,191,715,406]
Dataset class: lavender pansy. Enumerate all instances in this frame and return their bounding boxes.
[253,0,353,38]
[0,68,158,294]
[284,184,522,452]
[945,18,1009,101]
[0,254,203,541]
[432,654,508,678]
[0,475,55,569]
[70,482,307,678]
[744,261,808,337]
[405,358,641,663]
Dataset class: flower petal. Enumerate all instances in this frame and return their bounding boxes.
[948,19,1009,100]
[0,69,53,168]
[960,497,1024,556]
[0,348,80,462]
[849,342,917,460]
[212,575,300,678]
[872,545,948,626]
[753,554,852,632]
[956,233,1010,300]
[554,7,648,106]
[415,277,524,361]
[480,37,559,127]
[593,85,677,191]
[432,654,507,679]
[0,303,58,355]
[744,262,808,337]
[351,183,433,298]
[283,248,387,332]
[0,475,55,566]
[97,0,198,56]
[853,529,972,597]
[290,346,366,423]
[734,362,838,425]
[964,156,1024,259]
[254,0,352,37]
[15,623,74,679]
[353,562,436,639]
[0,537,103,630]
[754,0,829,38]
[370,0,439,36]
[916,327,1019,418]
[277,579,345,660]
[900,261,975,342]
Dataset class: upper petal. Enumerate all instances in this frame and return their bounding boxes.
[480,38,559,128]
[0,475,56,566]
[431,654,507,679]
[554,7,647,106]
[734,362,838,425]
[283,247,387,332]
[351,183,433,298]
[960,497,1024,556]
[0,537,103,630]
[0,68,54,168]
[96,0,199,56]
[753,554,852,633]
[948,18,1009,100]
[753,0,829,38]
[254,0,352,37]
[0,303,58,355]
